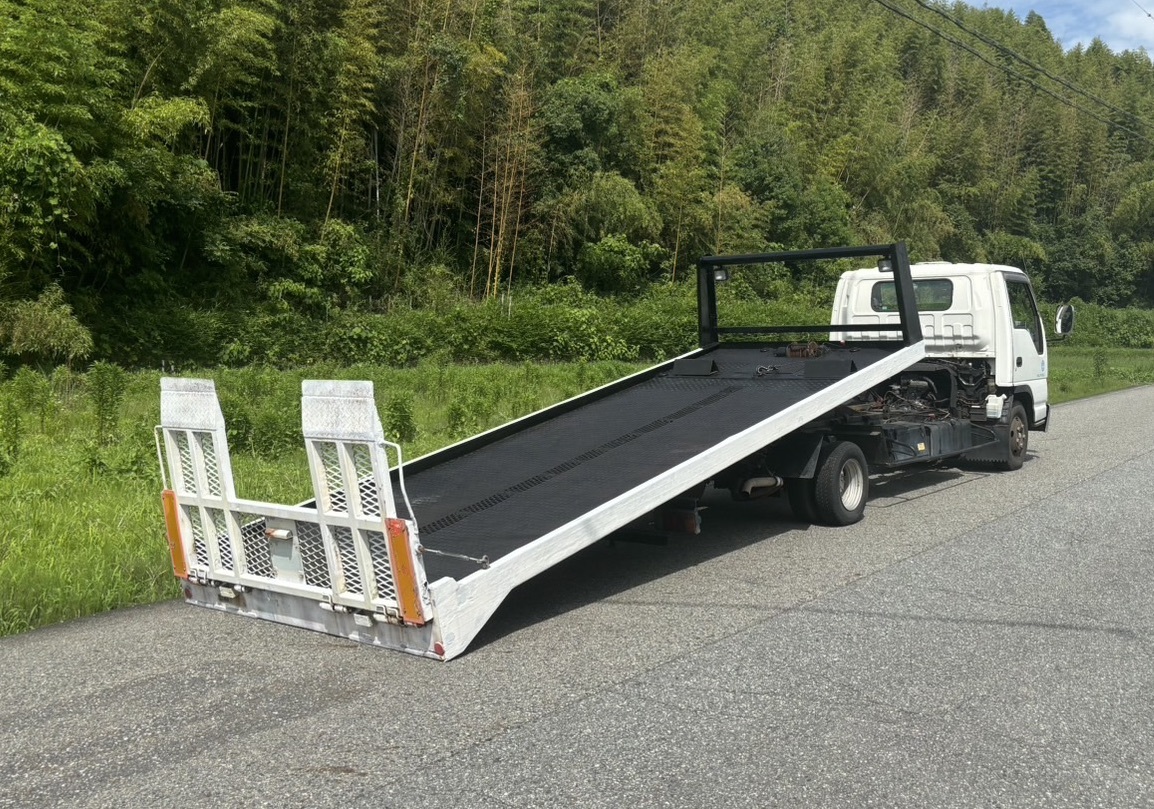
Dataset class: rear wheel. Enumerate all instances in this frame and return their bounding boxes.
[813,441,869,526]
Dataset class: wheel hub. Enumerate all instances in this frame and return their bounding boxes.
[839,460,865,509]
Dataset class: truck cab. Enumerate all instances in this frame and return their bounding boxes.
[831,261,1054,430]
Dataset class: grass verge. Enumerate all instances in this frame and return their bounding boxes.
[1,348,1150,636]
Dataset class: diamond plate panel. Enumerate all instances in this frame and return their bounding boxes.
[160,379,225,430]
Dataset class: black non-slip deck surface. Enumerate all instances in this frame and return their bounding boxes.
[402,345,897,581]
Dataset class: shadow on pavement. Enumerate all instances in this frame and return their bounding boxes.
[467,490,801,653]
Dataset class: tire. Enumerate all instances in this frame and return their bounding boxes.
[1003,403,1029,471]
[786,477,818,523]
[813,441,869,526]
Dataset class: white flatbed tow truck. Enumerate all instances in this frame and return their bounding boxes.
[156,243,1072,659]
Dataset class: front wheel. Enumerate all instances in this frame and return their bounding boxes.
[813,441,869,526]
[1003,403,1029,471]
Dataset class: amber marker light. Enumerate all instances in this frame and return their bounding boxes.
[386,518,427,627]
[161,490,190,580]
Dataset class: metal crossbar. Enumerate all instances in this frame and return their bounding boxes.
[158,378,430,625]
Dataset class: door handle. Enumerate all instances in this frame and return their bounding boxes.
[1016,357,1023,367]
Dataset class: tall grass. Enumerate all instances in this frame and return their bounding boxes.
[0,372,168,635]
[0,360,641,636]
[1048,346,1154,404]
[1,348,1150,636]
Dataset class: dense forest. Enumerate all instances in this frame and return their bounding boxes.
[2,0,1154,367]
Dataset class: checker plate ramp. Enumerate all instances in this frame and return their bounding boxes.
[406,346,890,582]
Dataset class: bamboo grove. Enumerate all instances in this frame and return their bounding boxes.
[2,0,1154,366]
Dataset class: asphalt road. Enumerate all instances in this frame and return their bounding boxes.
[3,387,1154,808]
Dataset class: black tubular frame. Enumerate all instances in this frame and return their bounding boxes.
[697,243,923,349]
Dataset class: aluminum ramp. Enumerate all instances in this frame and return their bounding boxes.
[158,341,923,660]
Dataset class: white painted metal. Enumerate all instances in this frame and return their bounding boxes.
[998,274,1050,425]
[833,261,1052,429]
[300,380,431,619]
[831,262,1030,359]
[426,340,926,659]
[159,378,433,650]
[160,378,243,579]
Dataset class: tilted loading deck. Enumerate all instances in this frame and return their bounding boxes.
[158,245,925,659]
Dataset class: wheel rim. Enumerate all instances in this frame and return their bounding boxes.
[839,458,865,510]
[1010,415,1027,458]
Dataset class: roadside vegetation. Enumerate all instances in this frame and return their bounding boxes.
[1049,347,1154,403]
[5,0,1154,376]
[1,337,1152,637]
[5,0,1154,639]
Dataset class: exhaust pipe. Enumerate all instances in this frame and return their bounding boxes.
[740,475,784,499]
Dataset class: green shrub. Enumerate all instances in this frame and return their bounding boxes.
[86,361,127,447]
[0,391,20,469]
[445,395,480,440]
[1092,347,1109,379]
[1044,301,1154,349]
[384,394,418,443]
[12,367,54,431]
[217,369,302,458]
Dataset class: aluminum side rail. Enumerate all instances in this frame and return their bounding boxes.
[423,339,924,658]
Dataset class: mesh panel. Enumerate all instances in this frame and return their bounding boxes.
[175,432,197,496]
[187,507,209,568]
[197,432,221,497]
[333,526,363,595]
[208,508,233,571]
[351,444,380,517]
[317,442,347,514]
[238,513,273,578]
[366,530,396,601]
[297,521,330,588]
[358,477,381,518]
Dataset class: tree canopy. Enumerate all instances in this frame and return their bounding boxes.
[3,0,1154,364]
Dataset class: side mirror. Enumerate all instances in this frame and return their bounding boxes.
[1055,304,1075,335]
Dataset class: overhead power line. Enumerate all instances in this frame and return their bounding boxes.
[868,0,1154,146]
[1129,0,1154,24]
[909,0,1150,132]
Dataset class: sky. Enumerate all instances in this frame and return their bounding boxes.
[989,0,1154,54]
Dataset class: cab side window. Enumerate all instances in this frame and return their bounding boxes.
[1006,277,1043,354]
